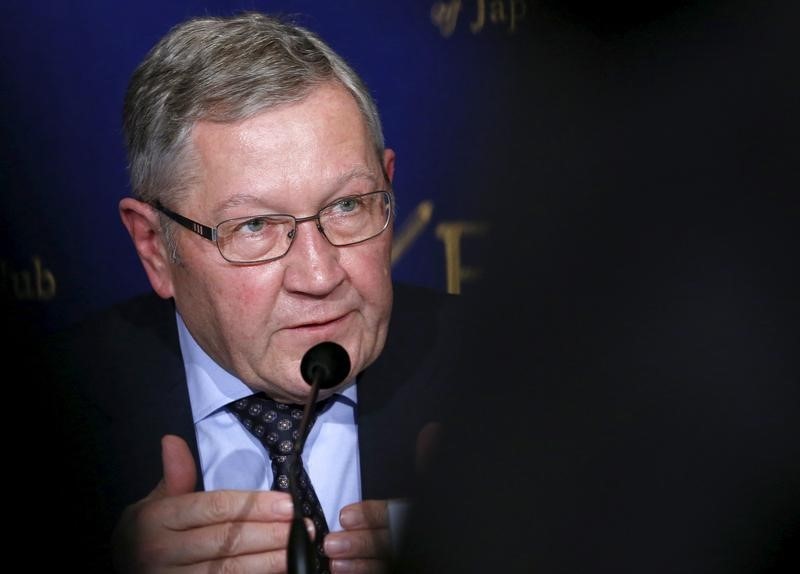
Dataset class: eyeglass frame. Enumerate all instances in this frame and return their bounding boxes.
[151,190,394,265]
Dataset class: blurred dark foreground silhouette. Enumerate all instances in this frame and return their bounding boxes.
[393,1,799,572]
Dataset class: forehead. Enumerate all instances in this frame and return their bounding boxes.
[188,82,380,215]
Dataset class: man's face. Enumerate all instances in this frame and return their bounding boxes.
[164,82,394,402]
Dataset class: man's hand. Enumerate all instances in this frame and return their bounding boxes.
[324,500,392,574]
[112,435,310,573]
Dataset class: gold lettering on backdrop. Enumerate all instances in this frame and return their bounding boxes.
[0,256,57,301]
[392,200,434,264]
[490,0,507,26]
[470,0,485,32]
[434,0,528,36]
[431,0,462,38]
[435,221,488,294]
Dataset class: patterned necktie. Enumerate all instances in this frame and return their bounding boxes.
[227,393,330,574]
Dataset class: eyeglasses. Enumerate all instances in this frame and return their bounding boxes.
[153,190,394,264]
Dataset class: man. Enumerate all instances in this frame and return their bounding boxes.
[45,12,462,573]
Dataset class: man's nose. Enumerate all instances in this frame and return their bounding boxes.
[281,218,346,295]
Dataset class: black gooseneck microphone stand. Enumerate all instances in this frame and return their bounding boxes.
[287,341,351,574]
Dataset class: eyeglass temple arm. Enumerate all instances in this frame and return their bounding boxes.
[152,202,217,241]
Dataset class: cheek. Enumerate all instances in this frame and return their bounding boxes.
[207,268,283,336]
[347,244,393,315]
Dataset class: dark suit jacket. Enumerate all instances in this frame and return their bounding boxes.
[41,282,463,571]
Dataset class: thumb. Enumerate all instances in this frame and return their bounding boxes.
[148,434,197,500]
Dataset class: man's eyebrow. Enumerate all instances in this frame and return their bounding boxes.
[332,167,381,188]
[211,169,383,218]
[212,194,267,218]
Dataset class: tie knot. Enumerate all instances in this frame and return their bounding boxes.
[227,393,322,458]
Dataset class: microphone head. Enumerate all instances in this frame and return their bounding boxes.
[300,341,351,389]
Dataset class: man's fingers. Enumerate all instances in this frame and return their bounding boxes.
[324,528,391,559]
[169,550,288,574]
[138,520,295,565]
[326,501,392,566]
[339,500,389,530]
[329,558,388,574]
[154,489,295,530]
[114,490,300,571]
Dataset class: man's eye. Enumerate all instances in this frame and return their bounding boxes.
[334,198,359,213]
[240,217,267,233]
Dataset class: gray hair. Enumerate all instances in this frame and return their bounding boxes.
[123,11,385,206]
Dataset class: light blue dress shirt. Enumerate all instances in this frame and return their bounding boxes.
[176,312,362,533]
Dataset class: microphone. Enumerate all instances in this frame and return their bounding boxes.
[287,341,351,574]
[300,341,351,390]
[296,341,351,452]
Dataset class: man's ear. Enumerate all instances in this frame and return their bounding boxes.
[119,198,175,299]
[383,148,396,184]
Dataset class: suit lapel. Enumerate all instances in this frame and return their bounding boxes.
[99,295,204,506]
